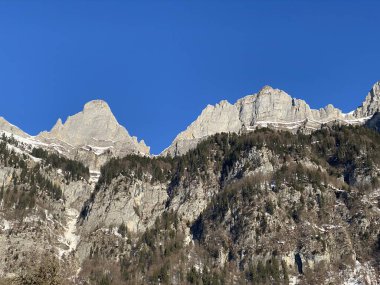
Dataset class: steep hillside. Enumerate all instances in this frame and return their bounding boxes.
[0,133,94,284]
[71,125,380,285]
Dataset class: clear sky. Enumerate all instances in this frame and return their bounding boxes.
[0,1,379,154]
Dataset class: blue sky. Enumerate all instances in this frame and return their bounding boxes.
[0,1,379,154]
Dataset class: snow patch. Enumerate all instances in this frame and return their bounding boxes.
[0,130,47,148]
[82,145,113,156]
[247,115,372,132]
[58,208,80,259]
[111,227,123,238]
[90,170,101,184]
[1,219,11,231]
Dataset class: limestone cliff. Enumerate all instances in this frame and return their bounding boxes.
[163,82,380,156]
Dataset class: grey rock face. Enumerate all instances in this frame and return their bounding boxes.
[175,100,242,141]
[236,86,348,125]
[165,100,242,156]
[81,177,168,234]
[163,82,380,156]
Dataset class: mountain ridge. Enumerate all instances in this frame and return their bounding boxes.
[0,86,379,284]
[0,82,379,159]
[162,81,380,156]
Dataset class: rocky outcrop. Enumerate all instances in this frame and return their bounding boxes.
[81,177,169,234]
[236,85,347,125]
[163,82,380,156]
[175,100,242,141]
[354,81,380,118]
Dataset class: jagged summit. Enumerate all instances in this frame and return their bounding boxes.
[162,82,379,156]
[50,118,63,132]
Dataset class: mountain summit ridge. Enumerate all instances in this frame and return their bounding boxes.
[0,82,379,160]
[162,81,380,156]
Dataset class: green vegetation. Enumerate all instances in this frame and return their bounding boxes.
[0,164,63,214]
[186,266,225,285]
[13,257,62,285]
[97,155,172,187]
[119,211,184,284]
[78,125,380,284]
[245,257,284,285]
[0,138,64,215]
[31,147,89,181]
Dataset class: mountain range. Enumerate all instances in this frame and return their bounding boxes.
[0,81,379,285]
[0,81,379,165]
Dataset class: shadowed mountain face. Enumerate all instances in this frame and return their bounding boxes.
[366,112,380,132]
[163,81,380,156]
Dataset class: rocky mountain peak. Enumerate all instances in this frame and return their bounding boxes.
[37,99,150,158]
[50,118,63,132]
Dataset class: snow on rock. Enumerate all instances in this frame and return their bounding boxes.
[1,220,11,231]
[289,276,299,285]
[58,208,80,259]
[89,170,101,184]
[0,130,47,148]
[343,260,379,285]
[83,145,113,156]
[0,130,62,162]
